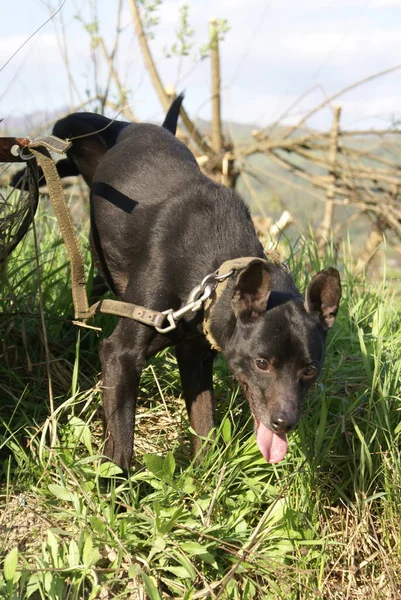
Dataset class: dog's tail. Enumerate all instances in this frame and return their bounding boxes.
[162,92,184,135]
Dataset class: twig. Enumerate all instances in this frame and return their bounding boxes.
[287,62,401,136]
[127,0,211,155]
[100,0,125,115]
[30,96,101,137]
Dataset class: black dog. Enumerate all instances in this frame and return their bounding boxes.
[13,97,341,469]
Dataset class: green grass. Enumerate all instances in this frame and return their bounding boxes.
[1,204,401,599]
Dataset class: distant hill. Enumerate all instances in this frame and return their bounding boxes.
[0,109,67,136]
[2,107,400,260]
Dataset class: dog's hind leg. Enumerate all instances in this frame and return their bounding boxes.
[11,158,79,191]
[90,272,109,302]
[176,339,215,459]
[99,319,145,471]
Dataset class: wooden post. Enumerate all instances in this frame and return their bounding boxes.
[317,105,341,254]
[355,218,386,274]
[209,18,223,155]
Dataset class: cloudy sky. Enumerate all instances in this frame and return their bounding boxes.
[1,0,401,132]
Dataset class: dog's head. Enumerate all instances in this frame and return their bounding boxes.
[222,260,341,463]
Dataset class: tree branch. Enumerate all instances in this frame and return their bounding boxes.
[127,0,211,155]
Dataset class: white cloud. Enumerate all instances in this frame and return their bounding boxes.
[2,0,401,131]
[368,0,401,6]
[277,29,401,63]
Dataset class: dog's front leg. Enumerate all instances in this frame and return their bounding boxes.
[99,320,144,471]
[176,339,215,458]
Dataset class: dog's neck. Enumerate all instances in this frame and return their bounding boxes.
[205,267,301,352]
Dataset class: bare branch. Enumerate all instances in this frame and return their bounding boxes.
[127,0,211,155]
[287,62,401,136]
[101,0,125,115]
[98,37,138,122]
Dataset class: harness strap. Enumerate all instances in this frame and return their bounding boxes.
[203,252,282,351]
[22,136,282,339]
[89,298,166,328]
[23,136,176,329]
[28,137,91,320]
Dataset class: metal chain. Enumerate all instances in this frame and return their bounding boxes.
[155,269,233,333]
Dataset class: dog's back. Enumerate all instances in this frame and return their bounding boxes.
[90,123,264,303]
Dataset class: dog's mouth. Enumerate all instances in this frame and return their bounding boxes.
[240,381,288,463]
[254,417,288,463]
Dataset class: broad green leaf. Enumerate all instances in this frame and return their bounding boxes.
[264,498,287,526]
[163,452,176,478]
[48,483,75,502]
[68,415,93,454]
[153,535,166,552]
[83,535,101,568]
[128,564,142,578]
[221,418,232,443]
[68,539,80,568]
[243,579,257,599]
[26,573,40,598]
[3,547,18,582]
[164,566,193,579]
[47,530,60,568]
[182,477,196,494]
[143,454,165,479]
[226,579,240,597]
[180,541,217,566]
[89,584,102,600]
[159,506,184,535]
[98,461,123,477]
[44,570,53,593]
[171,551,197,580]
[234,519,247,533]
[180,541,207,555]
[142,573,162,600]
[268,579,281,594]
[89,516,107,535]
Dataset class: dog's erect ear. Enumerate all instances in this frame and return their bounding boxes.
[305,267,342,329]
[232,260,271,320]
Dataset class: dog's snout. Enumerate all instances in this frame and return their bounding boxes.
[271,413,298,434]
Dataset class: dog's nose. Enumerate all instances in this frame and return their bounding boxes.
[271,414,297,434]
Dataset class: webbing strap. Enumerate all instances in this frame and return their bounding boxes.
[89,298,166,328]
[29,135,72,154]
[27,136,168,329]
[28,138,91,320]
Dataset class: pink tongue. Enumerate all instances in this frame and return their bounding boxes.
[256,422,288,463]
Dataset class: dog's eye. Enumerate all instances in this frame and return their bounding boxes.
[302,366,317,379]
[255,358,270,372]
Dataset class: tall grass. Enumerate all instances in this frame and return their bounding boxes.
[1,205,401,599]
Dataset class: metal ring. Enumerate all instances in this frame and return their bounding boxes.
[215,269,234,281]
[19,147,35,161]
